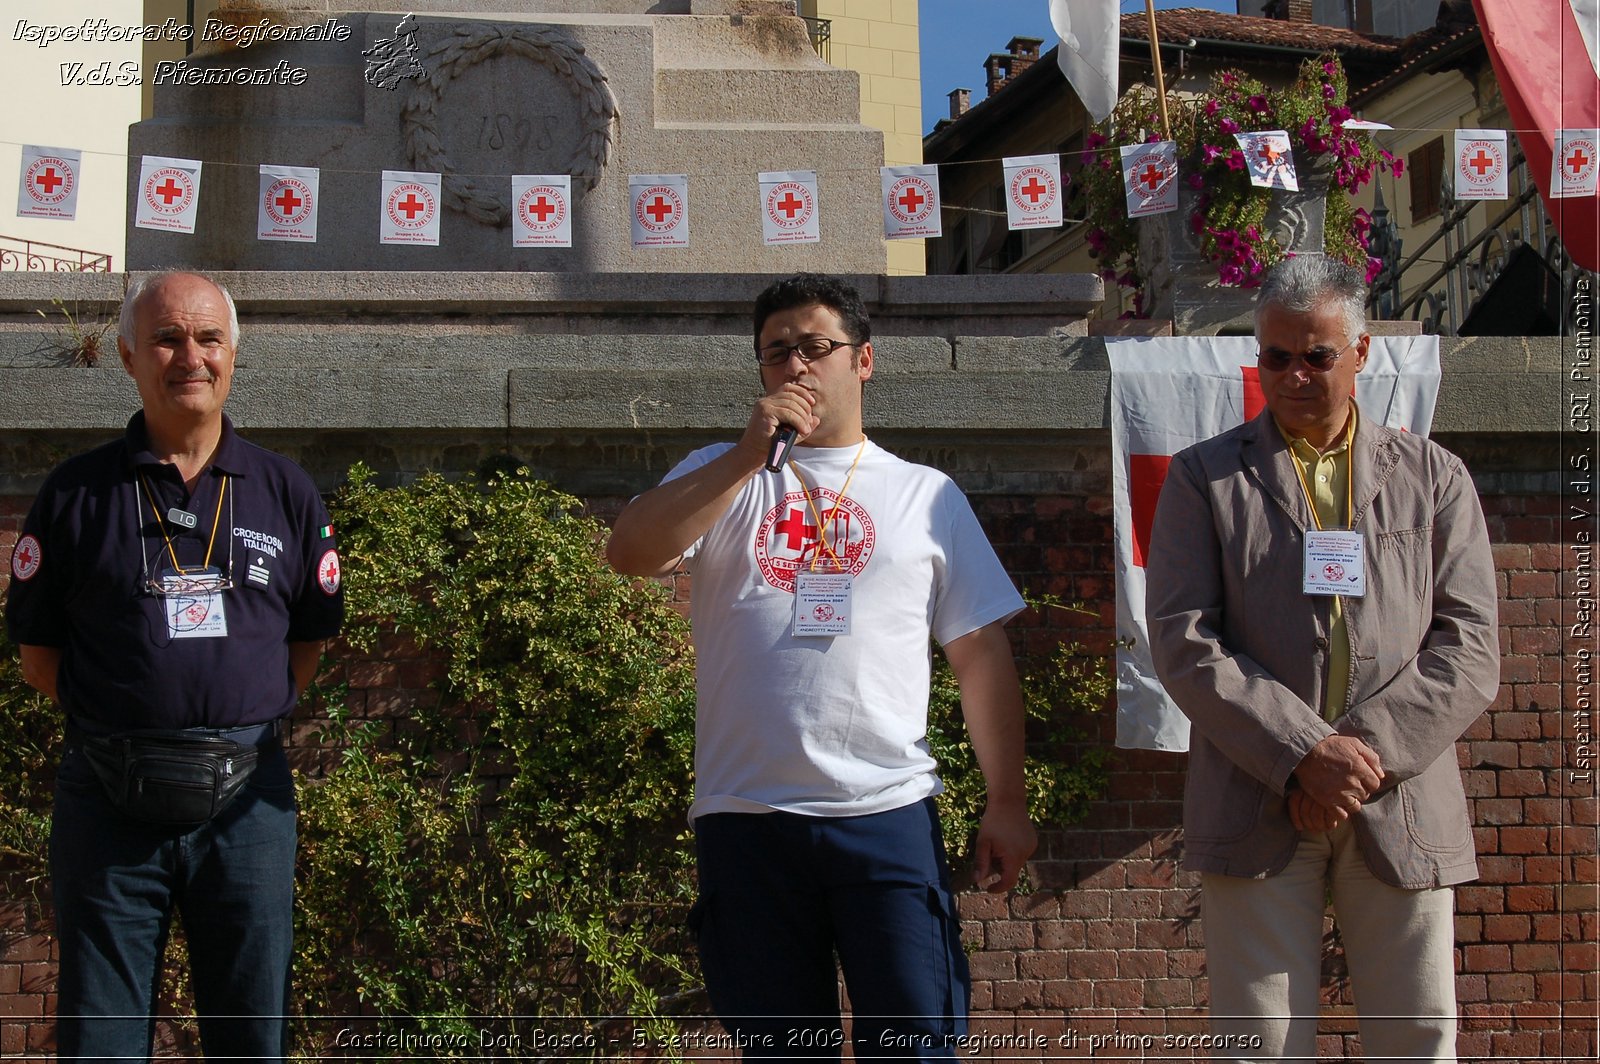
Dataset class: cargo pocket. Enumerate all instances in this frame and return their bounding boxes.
[926,883,968,1031]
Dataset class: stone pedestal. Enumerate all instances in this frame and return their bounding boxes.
[1139,151,1331,335]
[127,1,886,273]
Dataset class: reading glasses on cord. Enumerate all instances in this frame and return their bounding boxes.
[1258,334,1361,373]
[756,338,857,366]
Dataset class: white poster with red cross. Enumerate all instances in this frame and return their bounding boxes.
[380,170,441,245]
[1106,335,1441,751]
[1002,154,1063,230]
[135,155,202,233]
[881,164,941,240]
[760,170,821,246]
[511,174,572,248]
[1119,140,1179,218]
[17,146,80,221]
[1454,128,1509,200]
[630,174,689,248]
[257,164,318,242]
[1552,129,1600,198]
[1235,130,1298,191]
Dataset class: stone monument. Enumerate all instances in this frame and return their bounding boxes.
[126,1,887,272]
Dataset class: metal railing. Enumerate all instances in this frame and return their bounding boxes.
[802,16,831,62]
[1367,153,1593,335]
[0,235,113,273]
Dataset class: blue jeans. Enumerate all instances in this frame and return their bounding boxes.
[50,740,297,1062]
[691,797,969,1062]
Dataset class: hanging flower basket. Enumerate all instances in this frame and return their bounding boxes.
[1074,54,1402,324]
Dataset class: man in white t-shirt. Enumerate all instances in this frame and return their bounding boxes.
[608,274,1036,1060]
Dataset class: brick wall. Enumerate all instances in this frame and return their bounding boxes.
[0,479,1593,1061]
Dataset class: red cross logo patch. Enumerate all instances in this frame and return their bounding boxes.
[10,535,41,581]
[24,158,73,205]
[518,185,567,232]
[754,489,875,594]
[635,185,682,233]
[1324,562,1345,582]
[887,176,935,224]
[317,549,342,595]
[765,181,815,231]
[1458,140,1503,187]
[1009,166,1057,214]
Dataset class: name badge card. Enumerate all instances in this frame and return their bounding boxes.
[160,566,230,639]
[1303,531,1366,597]
[794,564,852,637]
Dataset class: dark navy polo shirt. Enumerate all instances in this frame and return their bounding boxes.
[5,412,343,730]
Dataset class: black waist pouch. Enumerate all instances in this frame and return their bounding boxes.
[78,732,259,826]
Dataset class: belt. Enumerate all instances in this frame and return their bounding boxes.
[67,717,285,748]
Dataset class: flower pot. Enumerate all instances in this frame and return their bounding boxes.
[1138,150,1333,335]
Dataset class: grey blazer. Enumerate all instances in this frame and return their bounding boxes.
[1146,407,1500,889]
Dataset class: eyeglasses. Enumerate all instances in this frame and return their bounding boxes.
[1258,335,1361,372]
[756,337,857,367]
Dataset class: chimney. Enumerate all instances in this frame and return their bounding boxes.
[949,87,971,119]
[984,36,1047,98]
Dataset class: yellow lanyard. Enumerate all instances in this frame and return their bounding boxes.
[1290,426,1355,533]
[789,436,867,572]
[139,471,228,576]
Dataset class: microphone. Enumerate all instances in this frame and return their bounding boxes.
[765,425,799,472]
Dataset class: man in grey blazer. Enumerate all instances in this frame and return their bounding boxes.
[1146,256,1500,1062]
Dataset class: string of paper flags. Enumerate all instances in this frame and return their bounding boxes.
[15,125,1597,248]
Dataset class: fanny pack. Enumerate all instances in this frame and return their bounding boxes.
[75,724,274,826]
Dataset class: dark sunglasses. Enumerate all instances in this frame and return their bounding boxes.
[1257,335,1361,373]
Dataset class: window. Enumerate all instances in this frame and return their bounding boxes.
[1409,137,1444,223]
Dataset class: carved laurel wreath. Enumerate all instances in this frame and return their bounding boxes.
[402,23,620,226]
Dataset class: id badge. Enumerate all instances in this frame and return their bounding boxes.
[793,565,853,637]
[1303,530,1365,597]
[160,566,230,639]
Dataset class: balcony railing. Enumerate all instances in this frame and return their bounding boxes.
[802,16,831,62]
[0,235,113,273]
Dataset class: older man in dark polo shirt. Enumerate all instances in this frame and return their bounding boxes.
[6,271,343,1061]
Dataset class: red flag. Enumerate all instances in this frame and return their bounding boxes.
[1474,0,1600,270]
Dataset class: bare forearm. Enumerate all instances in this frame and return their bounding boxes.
[607,444,765,576]
[18,644,60,703]
[289,641,323,697]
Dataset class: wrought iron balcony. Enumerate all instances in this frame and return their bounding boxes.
[0,235,113,273]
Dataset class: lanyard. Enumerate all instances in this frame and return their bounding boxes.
[1290,425,1355,533]
[789,436,867,572]
[136,470,231,579]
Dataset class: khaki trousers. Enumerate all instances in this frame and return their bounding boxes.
[1202,821,1458,1063]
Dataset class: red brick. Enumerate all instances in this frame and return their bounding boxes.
[1040,979,1092,1009]
[1142,978,1195,1007]
[1057,891,1111,920]
[967,951,1016,981]
[1498,770,1549,796]
[1474,855,1524,884]
[1109,890,1161,920]
[1455,973,1488,1002]
[1496,655,1540,683]
[1017,950,1069,981]
[0,937,49,964]
[990,979,1044,1009]
[1490,711,1545,741]
[1511,943,1563,971]
[1455,885,1506,913]
[1084,920,1135,950]
[1524,855,1566,882]
[1007,893,1058,921]
[1134,918,1189,950]
[1483,914,1531,942]
[1455,914,1483,943]
[1499,826,1551,853]
[1064,951,1117,980]
[1518,741,1562,768]
[1508,572,1556,598]
[1505,884,1556,912]
[1034,920,1086,950]
[983,919,1035,950]
[1462,943,1512,972]
[1522,797,1566,825]
[1091,979,1142,1008]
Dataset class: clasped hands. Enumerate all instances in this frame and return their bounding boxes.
[1287,734,1383,833]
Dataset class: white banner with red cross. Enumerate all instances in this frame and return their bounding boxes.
[1454,128,1510,200]
[881,164,941,239]
[17,145,81,221]
[1235,130,1299,191]
[1002,153,1063,230]
[630,174,689,248]
[135,155,202,234]
[380,169,440,245]
[258,164,318,243]
[760,170,821,246]
[1552,128,1600,197]
[1106,335,1442,751]
[1120,141,1179,218]
[512,174,573,248]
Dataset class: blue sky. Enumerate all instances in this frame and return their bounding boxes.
[919,0,1239,133]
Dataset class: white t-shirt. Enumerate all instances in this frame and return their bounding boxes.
[663,439,1025,821]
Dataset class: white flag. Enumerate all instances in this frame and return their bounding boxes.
[630,174,689,248]
[258,165,318,243]
[1553,129,1600,197]
[380,170,441,246]
[1107,335,1441,751]
[1454,129,1508,200]
[512,174,573,248]
[1235,130,1298,191]
[135,155,202,234]
[17,146,80,221]
[1120,141,1179,218]
[1049,0,1119,123]
[881,165,941,240]
[760,170,821,246]
[1002,153,1063,230]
